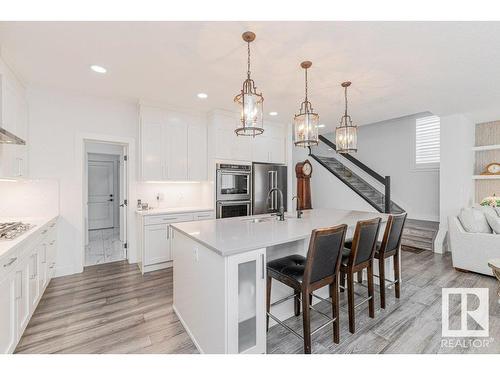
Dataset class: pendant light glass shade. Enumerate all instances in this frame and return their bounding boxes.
[335,81,358,153]
[293,61,319,147]
[234,31,264,137]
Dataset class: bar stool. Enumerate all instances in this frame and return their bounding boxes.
[266,224,347,354]
[375,213,407,309]
[340,217,381,334]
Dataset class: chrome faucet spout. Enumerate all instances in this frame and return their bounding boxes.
[292,196,303,218]
[267,188,285,221]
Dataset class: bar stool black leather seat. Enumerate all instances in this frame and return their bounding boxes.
[266,224,347,354]
[340,217,382,334]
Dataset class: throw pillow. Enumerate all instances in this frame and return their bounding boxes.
[484,211,500,234]
[458,207,492,233]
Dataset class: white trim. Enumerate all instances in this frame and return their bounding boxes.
[173,305,204,354]
[472,175,500,180]
[75,132,137,273]
[472,144,500,151]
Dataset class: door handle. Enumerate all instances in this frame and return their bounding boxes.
[108,199,114,202]
[3,257,17,268]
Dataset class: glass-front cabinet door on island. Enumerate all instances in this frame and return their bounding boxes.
[226,248,266,354]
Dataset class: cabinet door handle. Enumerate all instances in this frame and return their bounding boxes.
[261,253,265,279]
[163,217,177,221]
[166,225,170,239]
[42,230,48,235]
[16,271,22,300]
[3,257,17,268]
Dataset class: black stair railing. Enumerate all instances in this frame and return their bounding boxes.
[309,135,396,214]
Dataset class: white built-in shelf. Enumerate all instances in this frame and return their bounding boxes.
[473,175,500,180]
[473,144,500,152]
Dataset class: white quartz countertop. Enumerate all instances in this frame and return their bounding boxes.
[135,206,214,216]
[0,215,59,260]
[171,208,388,256]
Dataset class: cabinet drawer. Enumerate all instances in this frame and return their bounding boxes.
[194,211,215,220]
[0,255,19,281]
[144,213,194,226]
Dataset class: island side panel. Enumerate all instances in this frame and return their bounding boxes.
[172,229,227,353]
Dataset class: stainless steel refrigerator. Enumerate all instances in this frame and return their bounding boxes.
[252,163,287,215]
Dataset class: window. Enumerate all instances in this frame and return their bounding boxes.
[415,115,440,169]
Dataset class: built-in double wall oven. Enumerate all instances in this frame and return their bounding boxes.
[216,163,252,219]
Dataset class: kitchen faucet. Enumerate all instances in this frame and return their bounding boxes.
[267,188,285,221]
[292,195,303,218]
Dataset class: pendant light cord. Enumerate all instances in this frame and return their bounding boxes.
[247,42,251,79]
[304,68,308,102]
[344,85,348,117]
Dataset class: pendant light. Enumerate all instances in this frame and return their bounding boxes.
[234,31,264,137]
[335,81,358,153]
[293,61,319,147]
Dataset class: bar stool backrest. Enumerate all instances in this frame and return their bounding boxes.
[349,217,382,266]
[380,213,407,254]
[303,224,347,288]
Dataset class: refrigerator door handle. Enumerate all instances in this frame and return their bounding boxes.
[272,170,278,210]
[268,171,274,210]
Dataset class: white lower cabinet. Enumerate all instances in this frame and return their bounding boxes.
[15,261,30,338]
[0,218,58,353]
[226,248,266,354]
[0,269,17,353]
[138,210,215,273]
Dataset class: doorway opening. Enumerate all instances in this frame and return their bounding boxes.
[85,141,128,266]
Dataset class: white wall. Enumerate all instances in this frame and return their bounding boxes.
[434,113,475,253]
[27,87,140,276]
[353,113,440,221]
[293,113,440,220]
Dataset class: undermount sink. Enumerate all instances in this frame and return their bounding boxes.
[242,216,277,223]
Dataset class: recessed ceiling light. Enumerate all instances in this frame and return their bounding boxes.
[90,65,107,74]
[197,93,208,99]
[318,124,326,128]
[269,111,278,116]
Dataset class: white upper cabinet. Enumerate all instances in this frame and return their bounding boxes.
[208,110,287,164]
[140,105,207,181]
[188,122,207,181]
[0,58,29,178]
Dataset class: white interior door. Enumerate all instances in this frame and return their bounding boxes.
[88,160,114,230]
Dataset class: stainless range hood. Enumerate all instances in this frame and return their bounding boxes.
[0,126,26,145]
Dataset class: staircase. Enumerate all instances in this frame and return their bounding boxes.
[308,133,404,214]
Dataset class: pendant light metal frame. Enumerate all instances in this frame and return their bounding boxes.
[234,31,264,137]
[293,61,319,147]
[335,81,358,154]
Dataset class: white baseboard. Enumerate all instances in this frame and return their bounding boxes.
[173,305,204,354]
[55,264,77,277]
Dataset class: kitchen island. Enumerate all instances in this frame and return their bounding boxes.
[171,208,390,354]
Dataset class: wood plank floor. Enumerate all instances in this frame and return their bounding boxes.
[15,251,499,354]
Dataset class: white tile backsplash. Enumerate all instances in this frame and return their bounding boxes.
[0,179,60,217]
[136,181,213,209]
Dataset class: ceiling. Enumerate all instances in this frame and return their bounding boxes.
[1,21,500,129]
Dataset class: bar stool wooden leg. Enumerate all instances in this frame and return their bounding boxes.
[357,271,363,284]
[294,289,300,316]
[394,250,401,299]
[266,275,272,331]
[302,288,312,354]
[379,257,386,309]
[347,272,355,334]
[331,278,340,344]
[340,271,346,292]
[367,262,375,318]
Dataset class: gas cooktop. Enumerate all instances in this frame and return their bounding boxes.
[0,222,34,241]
